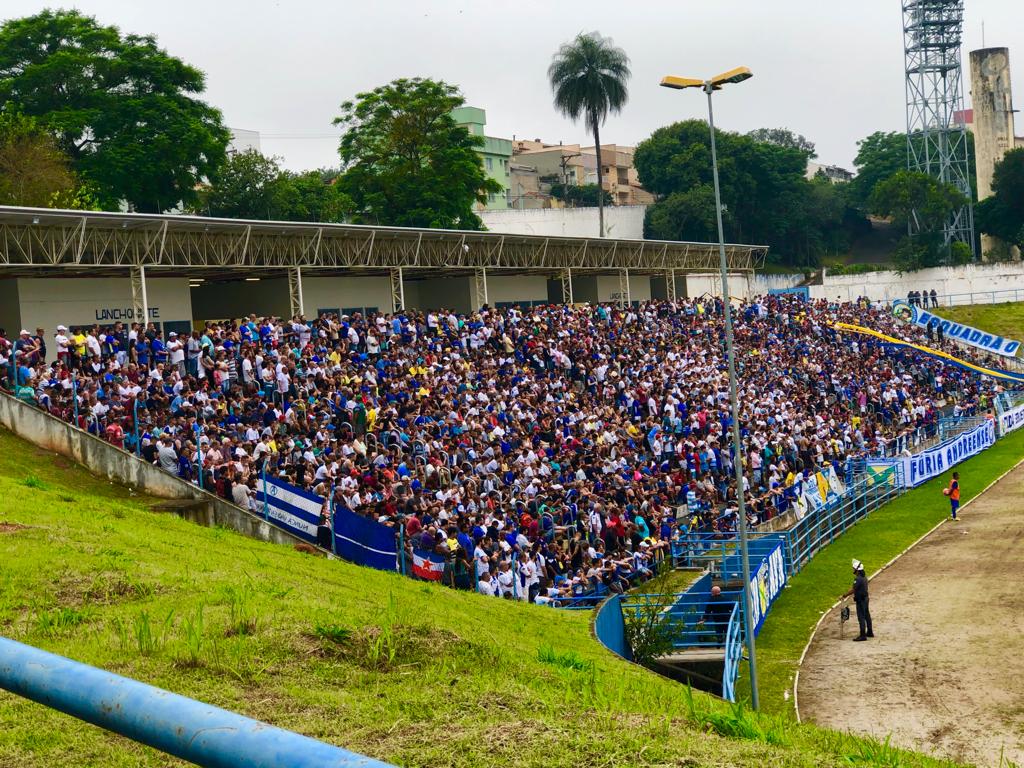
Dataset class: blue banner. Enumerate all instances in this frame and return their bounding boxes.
[260,476,321,545]
[748,540,787,636]
[332,505,398,572]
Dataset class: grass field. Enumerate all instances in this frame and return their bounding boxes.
[0,426,966,768]
[753,427,1024,718]
[941,301,1024,342]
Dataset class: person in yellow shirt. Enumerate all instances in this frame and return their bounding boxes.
[72,330,87,368]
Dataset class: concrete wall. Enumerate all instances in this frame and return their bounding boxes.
[686,272,768,299]
[596,274,652,303]
[480,205,646,239]
[405,276,473,313]
[969,48,1016,203]
[0,278,19,337]
[486,275,548,306]
[807,263,1024,304]
[0,391,313,551]
[16,277,192,337]
[191,278,289,322]
[299,276,392,316]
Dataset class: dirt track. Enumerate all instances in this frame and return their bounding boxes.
[798,462,1024,767]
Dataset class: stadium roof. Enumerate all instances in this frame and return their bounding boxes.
[0,206,767,278]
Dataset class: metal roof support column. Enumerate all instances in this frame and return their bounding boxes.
[618,268,630,308]
[288,266,304,318]
[473,267,489,310]
[560,268,574,305]
[390,267,405,313]
[666,269,677,302]
[130,265,149,327]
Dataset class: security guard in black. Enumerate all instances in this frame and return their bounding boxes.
[845,559,873,641]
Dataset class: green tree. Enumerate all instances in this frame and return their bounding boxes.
[644,185,724,243]
[549,182,611,208]
[278,170,352,223]
[0,9,230,212]
[851,129,977,208]
[850,131,906,207]
[333,78,499,229]
[0,111,77,207]
[746,127,816,158]
[976,148,1024,250]
[869,170,969,268]
[200,150,290,220]
[200,152,353,223]
[548,31,631,238]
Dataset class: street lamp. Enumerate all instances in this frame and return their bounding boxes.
[660,66,760,711]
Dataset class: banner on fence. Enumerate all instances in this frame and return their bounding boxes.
[892,420,996,488]
[892,300,1021,358]
[411,549,446,581]
[748,540,787,636]
[827,466,846,497]
[332,505,398,572]
[1000,403,1024,436]
[260,475,321,545]
[259,476,398,570]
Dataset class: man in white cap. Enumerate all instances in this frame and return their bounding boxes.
[843,559,873,641]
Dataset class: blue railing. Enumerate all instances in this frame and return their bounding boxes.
[777,468,901,575]
[0,636,394,768]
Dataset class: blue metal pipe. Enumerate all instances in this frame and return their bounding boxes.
[0,636,394,768]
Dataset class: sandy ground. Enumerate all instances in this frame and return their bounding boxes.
[797,462,1024,767]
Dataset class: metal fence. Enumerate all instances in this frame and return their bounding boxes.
[772,467,901,575]
[932,288,1024,308]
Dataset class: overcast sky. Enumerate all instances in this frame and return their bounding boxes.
[6,1,1022,171]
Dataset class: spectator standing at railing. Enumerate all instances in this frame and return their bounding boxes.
[701,585,732,643]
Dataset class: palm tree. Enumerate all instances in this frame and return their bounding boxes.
[548,31,631,238]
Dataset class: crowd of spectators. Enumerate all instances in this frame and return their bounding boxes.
[0,294,1003,603]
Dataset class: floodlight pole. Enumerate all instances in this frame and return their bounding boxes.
[705,82,760,711]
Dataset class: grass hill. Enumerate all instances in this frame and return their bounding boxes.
[940,301,1024,342]
[0,426,960,768]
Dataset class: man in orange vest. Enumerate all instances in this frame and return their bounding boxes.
[944,472,960,520]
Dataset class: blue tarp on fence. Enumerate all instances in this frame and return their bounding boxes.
[260,476,398,571]
[333,505,399,572]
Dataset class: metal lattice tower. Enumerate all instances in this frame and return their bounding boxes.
[902,0,976,257]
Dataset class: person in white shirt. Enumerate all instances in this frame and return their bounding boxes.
[54,326,70,365]
[477,571,497,597]
[166,332,185,376]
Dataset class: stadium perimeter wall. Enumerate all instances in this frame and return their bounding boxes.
[0,391,311,552]
[805,263,1024,303]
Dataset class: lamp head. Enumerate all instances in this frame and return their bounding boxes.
[659,75,705,90]
[710,67,753,87]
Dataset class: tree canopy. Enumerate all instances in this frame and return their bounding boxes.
[635,119,861,266]
[976,148,1024,253]
[199,150,352,223]
[0,111,76,207]
[333,78,499,230]
[549,182,611,208]
[746,128,816,159]
[0,9,230,212]
[548,31,630,237]
[869,170,971,268]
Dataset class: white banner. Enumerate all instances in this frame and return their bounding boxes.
[893,300,1021,358]
[898,420,996,488]
[1000,403,1024,436]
